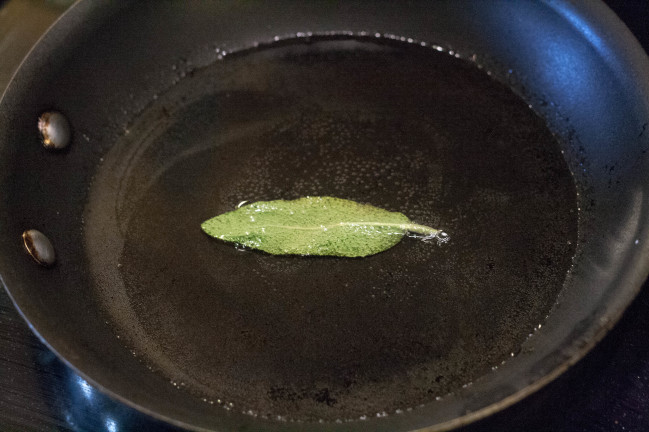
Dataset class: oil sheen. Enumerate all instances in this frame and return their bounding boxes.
[84,38,578,421]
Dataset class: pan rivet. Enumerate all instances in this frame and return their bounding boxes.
[22,229,56,266]
[38,111,71,149]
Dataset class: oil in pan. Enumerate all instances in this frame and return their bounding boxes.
[84,36,578,422]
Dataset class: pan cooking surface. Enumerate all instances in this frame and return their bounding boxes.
[84,39,577,421]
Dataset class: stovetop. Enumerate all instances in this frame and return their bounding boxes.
[1,1,647,431]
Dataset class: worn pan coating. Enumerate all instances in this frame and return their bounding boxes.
[1,1,649,431]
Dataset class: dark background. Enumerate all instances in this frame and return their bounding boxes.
[1,1,647,431]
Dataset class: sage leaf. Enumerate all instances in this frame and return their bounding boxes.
[201,196,448,257]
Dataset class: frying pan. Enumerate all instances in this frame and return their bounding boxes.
[1,1,649,431]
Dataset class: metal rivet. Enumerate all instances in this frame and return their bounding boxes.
[38,111,71,149]
[22,229,56,266]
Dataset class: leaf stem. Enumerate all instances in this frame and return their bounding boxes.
[400,223,441,236]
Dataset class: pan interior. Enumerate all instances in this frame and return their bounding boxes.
[84,38,577,422]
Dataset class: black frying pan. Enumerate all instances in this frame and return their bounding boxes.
[1,1,649,431]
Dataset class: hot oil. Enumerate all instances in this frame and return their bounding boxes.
[84,38,578,421]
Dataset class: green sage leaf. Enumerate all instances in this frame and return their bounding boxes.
[201,196,447,257]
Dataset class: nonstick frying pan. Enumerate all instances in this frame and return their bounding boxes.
[1,1,649,431]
